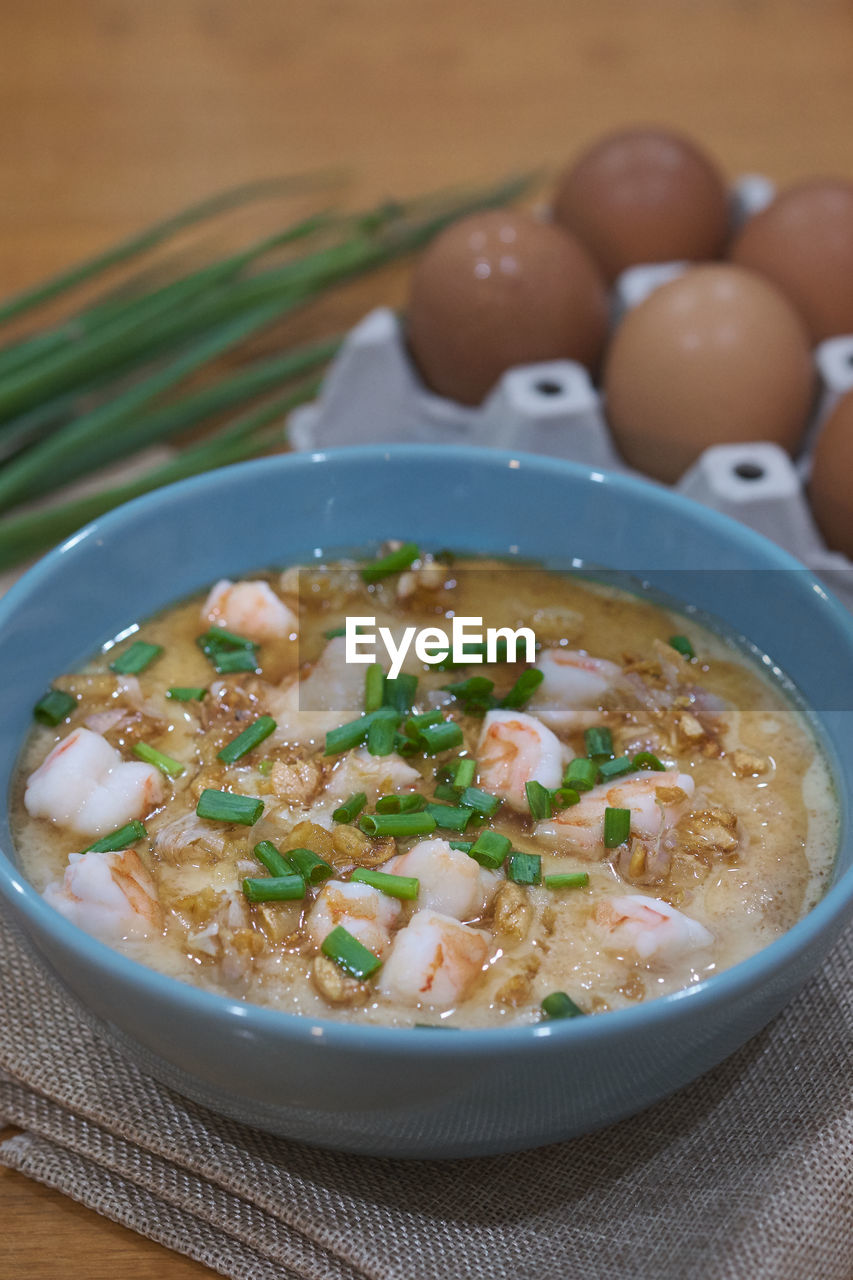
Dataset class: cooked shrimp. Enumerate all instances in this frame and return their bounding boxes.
[42,849,163,941]
[202,578,297,642]
[378,910,489,1007]
[24,727,163,837]
[535,769,695,856]
[528,649,623,730]
[386,838,499,920]
[268,637,377,747]
[476,709,565,811]
[592,894,713,964]
[306,880,401,956]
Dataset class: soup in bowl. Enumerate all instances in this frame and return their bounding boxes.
[0,445,850,1157]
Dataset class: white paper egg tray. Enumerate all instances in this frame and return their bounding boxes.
[288,176,853,612]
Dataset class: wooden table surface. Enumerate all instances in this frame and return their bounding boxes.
[1,1,852,1275]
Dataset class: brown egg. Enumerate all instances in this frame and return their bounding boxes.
[729,179,853,343]
[407,210,608,405]
[553,127,730,283]
[808,390,853,558]
[603,264,815,483]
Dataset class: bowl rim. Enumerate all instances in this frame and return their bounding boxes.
[1,442,850,1056]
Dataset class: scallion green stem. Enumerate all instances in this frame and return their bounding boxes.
[525,780,552,821]
[500,668,544,709]
[286,847,335,884]
[33,688,76,726]
[584,726,614,760]
[361,542,420,583]
[359,811,437,838]
[603,807,631,848]
[253,840,295,878]
[83,820,147,853]
[467,829,511,870]
[364,663,385,713]
[243,874,306,902]
[350,868,420,900]
[217,715,277,764]
[109,640,162,675]
[133,741,185,778]
[507,852,541,885]
[196,789,264,826]
[541,992,585,1019]
[544,872,589,890]
[321,925,382,980]
[332,792,367,823]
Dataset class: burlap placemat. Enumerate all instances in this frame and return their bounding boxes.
[0,909,851,1280]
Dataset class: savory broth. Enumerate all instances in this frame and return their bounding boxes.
[12,550,839,1027]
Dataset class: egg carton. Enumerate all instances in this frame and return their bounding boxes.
[288,178,853,613]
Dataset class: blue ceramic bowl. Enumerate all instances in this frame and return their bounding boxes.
[0,445,850,1158]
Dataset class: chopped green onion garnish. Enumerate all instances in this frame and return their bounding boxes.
[323,626,346,639]
[199,624,255,650]
[243,874,305,902]
[441,676,496,714]
[448,840,473,853]
[383,673,418,716]
[167,686,207,702]
[321,924,382,979]
[468,829,511,870]
[257,758,273,775]
[364,662,385,713]
[217,714,277,764]
[458,786,500,818]
[375,792,426,814]
[551,787,580,811]
[350,868,420,900]
[211,647,259,674]
[253,840,294,878]
[287,846,335,884]
[361,542,420,584]
[669,634,695,660]
[133,741,185,778]
[500,667,544,709]
[525,780,552,821]
[366,706,401,756]
[332,792,368,823]
[196,789,264,826]
[541,991,585,1019]
[425,803,473,832]
[83,819,147,853]
[584,726,614,759]
[109,640,163,675]
[633,751,666,772]
[33,688,76,726]
[404,709,443,737]
[452,758,476,788]
[603,806,631,848]
[564,757,599,791]
[433,781,461,802]
[196,627,258,675]
[597,755,635,781]
[507,852,542,885]
[325,706,395,756]
[359,811,437,838]
[544,872,589,890]
[419,720,464,754]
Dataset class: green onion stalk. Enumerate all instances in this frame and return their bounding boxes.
[0,170,533,570]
